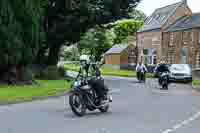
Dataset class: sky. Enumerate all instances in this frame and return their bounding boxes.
[137,0,200,16]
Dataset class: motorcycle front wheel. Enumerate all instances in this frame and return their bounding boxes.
[162,81,168,90]
[69,93,87,117]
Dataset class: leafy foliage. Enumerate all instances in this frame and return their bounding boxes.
[0,0,44,83]
[0,0,42,65]
[62,46,80,61]
[43,0,141,65]
[79,28,115,61]
[0,0,142,83]
[111,19,143,43]
[128,9,146,21]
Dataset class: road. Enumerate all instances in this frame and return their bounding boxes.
[0,77,200,133]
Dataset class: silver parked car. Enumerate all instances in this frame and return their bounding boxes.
[169,64,192,82]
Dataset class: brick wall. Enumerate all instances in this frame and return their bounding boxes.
[137,31,162,63]
[163,28,200,66]
[105,54,121,65]
[120,50,129,64]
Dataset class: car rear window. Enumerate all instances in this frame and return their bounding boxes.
[170,65,190,71]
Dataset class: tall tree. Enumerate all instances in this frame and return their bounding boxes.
[0,0,42,83]
[43,0,141,65]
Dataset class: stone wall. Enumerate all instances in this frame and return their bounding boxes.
[192,69,200,80]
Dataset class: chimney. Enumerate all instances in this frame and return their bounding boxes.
[182,0,187,5]
[182,0,189,16]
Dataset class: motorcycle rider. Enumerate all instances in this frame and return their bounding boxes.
[78,54,109,103]
[157,61,170,86]
[136,61,148,82]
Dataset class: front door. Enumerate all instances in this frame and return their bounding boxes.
[180,47,188,64]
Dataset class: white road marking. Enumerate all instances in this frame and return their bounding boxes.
[161,111,200,133]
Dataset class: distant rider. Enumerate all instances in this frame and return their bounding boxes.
[136,62,148,82]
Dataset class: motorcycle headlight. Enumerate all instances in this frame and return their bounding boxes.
[73,81,81,88]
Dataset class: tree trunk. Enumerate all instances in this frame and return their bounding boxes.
[35,46,48,65]
[47,45,61,66]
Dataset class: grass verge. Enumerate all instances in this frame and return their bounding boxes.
[192,80,200,85]
[64,63,153,78]
[0,80,71,104]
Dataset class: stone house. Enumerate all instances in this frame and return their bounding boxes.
[137,0,195,66]
[164,13,200,68]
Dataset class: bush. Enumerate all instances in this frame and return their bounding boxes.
[58,66,66,77]
[33,65,66,80]
[22,66,33,81]
[38,66,60,80]
[32,64,47,79]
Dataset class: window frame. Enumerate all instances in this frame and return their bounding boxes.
[167,51,175,64]
[196,51,200,68]
[199,31,200,44]
[169,32,174,46]
[183,31,193,44]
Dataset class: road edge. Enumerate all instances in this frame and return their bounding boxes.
[0,90,70,106]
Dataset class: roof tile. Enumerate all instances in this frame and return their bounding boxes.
[138,2,182,32]
[166,13,200,32]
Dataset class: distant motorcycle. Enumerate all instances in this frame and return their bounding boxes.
[69,77,112,117]
[158,71,169,90]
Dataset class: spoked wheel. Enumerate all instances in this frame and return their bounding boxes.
[69,93,86,117]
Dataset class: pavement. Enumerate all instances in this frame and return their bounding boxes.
[0,77,200,133]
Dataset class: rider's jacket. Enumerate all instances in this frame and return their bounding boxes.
[136,64,147,73]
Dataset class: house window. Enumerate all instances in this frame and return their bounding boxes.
[138,39,144,49]
[199,32,200,44]
[183,31,193,44]
[153,55,157,64]
[196,51,200,68]
[181,47,188,64]
[143,56,152,65]
[167,52,175,64]
[169,32,174,46]
[143,49,148,55]
[142,49,156,65]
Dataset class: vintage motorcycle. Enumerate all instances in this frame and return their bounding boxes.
[158,71,170,90]
[69,76,112,117]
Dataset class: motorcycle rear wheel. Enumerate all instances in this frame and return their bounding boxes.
[99,104,110,113]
